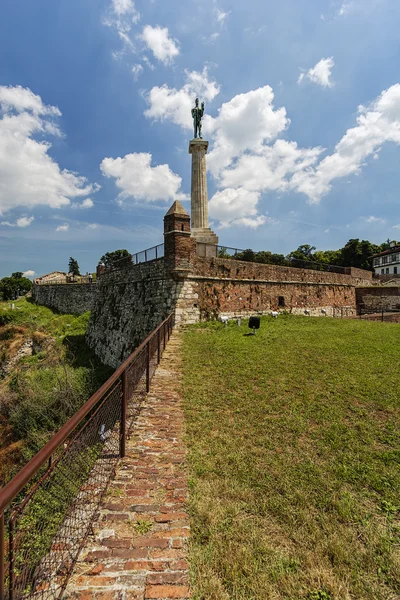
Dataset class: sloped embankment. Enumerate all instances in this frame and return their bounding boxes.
[0,297,111,486]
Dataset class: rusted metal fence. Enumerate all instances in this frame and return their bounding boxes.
[100,244,165,274]
[358,306,400,322]
[195,243,349,274]
[0,313,174,600]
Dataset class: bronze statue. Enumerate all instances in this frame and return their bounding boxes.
[191,98,204,139]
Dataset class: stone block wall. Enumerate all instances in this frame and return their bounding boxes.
[85,260,183,368]
[356,287,400,311]
[32,283,98,315]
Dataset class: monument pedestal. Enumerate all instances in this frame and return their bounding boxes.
[189,139,218,250]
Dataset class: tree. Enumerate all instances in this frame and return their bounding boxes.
[99,249,131,268]
[0,276,32,300]
[313,250,342,265]
[287,244,316,262]
[340,239,381,270]
[68,257,80,277]
[11,272,23,279]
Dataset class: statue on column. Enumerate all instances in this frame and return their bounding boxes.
[191,98,204,139]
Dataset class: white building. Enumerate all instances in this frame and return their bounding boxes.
[372,242,400,276]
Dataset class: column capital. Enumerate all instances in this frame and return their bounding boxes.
[189,139,209,154]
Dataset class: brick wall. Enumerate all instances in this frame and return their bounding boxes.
[192,257,372,286]
[32,283,98,315]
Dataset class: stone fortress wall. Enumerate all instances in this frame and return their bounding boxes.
[356,286,400,312]
[32,204,374,368]
[85,260,184,369]
[32,282,98,315]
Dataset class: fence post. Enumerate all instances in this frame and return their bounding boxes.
[163,322,167,350]
[0,512,4,600]
[155,245,158,260]
[120,370,127,458]
[382,308,384,322]
[157,329,161,363]
[146,343,150,393]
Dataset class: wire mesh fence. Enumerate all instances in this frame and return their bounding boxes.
[0,313,174,600]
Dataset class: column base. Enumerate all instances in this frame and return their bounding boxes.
[191,228,219,257]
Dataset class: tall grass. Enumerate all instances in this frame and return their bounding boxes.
[0,297,111,484]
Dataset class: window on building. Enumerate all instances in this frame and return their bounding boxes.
[278,296,285,307]
[373,258,380,266]
[391,254,397,262]
[394,267,398,274]
[386,268,389,274]
[381,269,384,274]
[382,256,388,264]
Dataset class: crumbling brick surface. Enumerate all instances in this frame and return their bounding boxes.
[63,331,191,600]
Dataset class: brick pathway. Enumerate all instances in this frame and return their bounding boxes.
[64,331,191,600]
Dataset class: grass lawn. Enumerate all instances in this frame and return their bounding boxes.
[182,316,400,600]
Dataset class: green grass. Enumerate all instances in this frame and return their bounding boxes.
[183,315,400,600]
[0,296,112,483]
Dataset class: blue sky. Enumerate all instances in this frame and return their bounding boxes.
[1,0,400,278]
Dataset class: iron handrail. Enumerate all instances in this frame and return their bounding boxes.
[0,312,172,514]
[0,312,174,599]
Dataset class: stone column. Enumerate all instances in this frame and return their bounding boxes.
[189,139,209,229]
[188,139,218,253]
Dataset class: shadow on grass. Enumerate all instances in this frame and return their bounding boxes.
[63,334,113,389]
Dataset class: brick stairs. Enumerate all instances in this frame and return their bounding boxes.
[63,331,191,600]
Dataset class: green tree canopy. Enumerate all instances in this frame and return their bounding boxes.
[68,257,80,277]
[339,239,382,270]
[99,249,131,268]
[287,244,317,262]
[0,276,32,301]
[11,272,23,279]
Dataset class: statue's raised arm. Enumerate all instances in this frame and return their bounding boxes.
[192,97,204,139]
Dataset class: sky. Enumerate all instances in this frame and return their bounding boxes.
[1,0,400,278]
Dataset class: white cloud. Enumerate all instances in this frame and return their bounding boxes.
[338,2,352,16]
[56,223,69,232]
[0,86,98,217]
[298,57,335,88]
[291,83,400,202]
[23,270,35,277]
[219,140,322,195]
[72,198,94,209]
[1,215,35,227]
[144,67,220,130]
[100,152,186,203]
[87,223,99,230]
[215,8,230,24]
[364,215,386,224]
[132,63,144,80]
[209,188,266,228]
[104,0,139,59]
[111,0,138,17]
[17,216,35,227]
[140,25,179,65]
[207,86,290,178]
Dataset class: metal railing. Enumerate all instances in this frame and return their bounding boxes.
[0,313,174,600]
[358,306,400,321]
[34,278,96,286]
[100,244,164,274]
[196,243,349,274]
